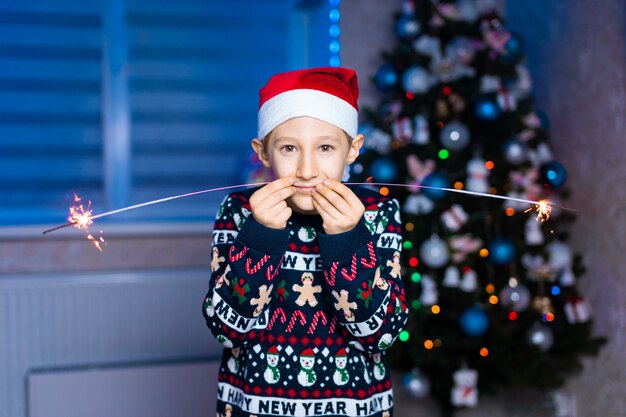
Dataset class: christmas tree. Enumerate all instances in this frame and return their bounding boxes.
[349,0,606,414]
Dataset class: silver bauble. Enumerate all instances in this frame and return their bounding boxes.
[440,121,470,151]
[420,234,450,268]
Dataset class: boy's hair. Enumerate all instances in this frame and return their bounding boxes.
[257,67,359,140]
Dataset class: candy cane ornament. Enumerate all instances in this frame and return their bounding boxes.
[245,254,270,275]
[360,242,377,268]
[324,262,338,286]
[229,245,249,262]
[308,311,328,334]
[267,307,286,330]
[286,310,307,332]
[329,316,337,334]
[341,254,358,281]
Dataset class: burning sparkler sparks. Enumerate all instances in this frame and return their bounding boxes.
[68,194,94,229]
[525,200,552,222]
[62,194,107,252]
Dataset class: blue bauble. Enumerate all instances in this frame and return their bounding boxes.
[499,33,524,64]
[402,368,430,399]
[459,307,490,337]
[488,238,516,265]
[395,14,421,41]
[541,161,567,188]
[421,171,450,201]
[445,37,476,65]
[370,157,398,182]
[374,64,399,92]
[475,96,502,120]
[535,110,551,130]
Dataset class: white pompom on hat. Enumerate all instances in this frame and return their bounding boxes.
[257,67,359,139]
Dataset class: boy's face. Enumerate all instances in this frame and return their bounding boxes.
[252,117,363,215]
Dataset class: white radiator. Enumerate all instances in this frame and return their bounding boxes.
[0,268,223,417]
[28,360,219,417]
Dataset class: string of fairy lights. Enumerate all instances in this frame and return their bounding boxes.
[328,0,341,67]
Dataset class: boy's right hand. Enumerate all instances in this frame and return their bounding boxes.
[249,177,296,230]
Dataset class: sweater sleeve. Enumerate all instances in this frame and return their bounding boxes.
[202,193,289,348]
[318,197,408,353]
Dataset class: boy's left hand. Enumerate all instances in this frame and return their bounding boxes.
[311,179,365,235]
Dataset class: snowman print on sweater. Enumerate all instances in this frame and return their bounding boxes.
[371,352,386,380]
[232,207,250,229]
[297,348,317,386]
[363,204,388,234]
[332,348,349,385]
[263,346,280,384]
[227,347,240,373]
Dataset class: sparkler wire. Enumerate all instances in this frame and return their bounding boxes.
[345,182,568,209]
[43,180,573,235]
[42,182,269,234]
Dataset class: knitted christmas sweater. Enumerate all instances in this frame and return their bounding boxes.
[203,185,408,417]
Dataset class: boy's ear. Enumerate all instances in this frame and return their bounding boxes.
[345,134,364,164]
[251,138,272,168]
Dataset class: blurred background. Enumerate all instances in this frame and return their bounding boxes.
[0,1,624,416]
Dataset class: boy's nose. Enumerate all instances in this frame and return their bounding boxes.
[296,154,318,180]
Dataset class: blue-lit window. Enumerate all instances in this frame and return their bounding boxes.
[0,0,338,225]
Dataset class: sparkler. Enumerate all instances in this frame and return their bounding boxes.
[44,180,566,241]
[346,182,555,222]
[42,182,269,236]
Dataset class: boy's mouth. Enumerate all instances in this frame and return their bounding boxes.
[294,185,315,194]
[293,180,323,194]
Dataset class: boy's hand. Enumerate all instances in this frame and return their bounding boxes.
[249,177,296,230]
[311,179,365,235]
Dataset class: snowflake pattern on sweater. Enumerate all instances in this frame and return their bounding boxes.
[203,186,408,417]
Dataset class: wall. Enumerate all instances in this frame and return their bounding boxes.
[341,0,625,416]
[504,1,626,417]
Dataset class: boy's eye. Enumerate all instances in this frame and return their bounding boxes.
[280,145,296,152]
[320,145,334,152]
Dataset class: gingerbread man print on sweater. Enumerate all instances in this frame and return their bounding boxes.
[375,275,389,291]
[211,247,225,272]
[332,289,357,322]
[250,284,273,317]
[219,404,233,417]
[292,272,322,307]
[386,251,402,278]
[215,264,231,289]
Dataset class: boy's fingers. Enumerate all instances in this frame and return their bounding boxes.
[312,191,340,220]
[254,177,295,200]
[318,180,362,210]
[313,185,351,214]
[266,186,296,206]
[252,180,295,208]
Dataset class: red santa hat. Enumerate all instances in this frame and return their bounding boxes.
[268,346,279,355]
[258,67,359,139]
[336,348,347,357]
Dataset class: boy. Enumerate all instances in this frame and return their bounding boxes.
[203,67,408,417]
